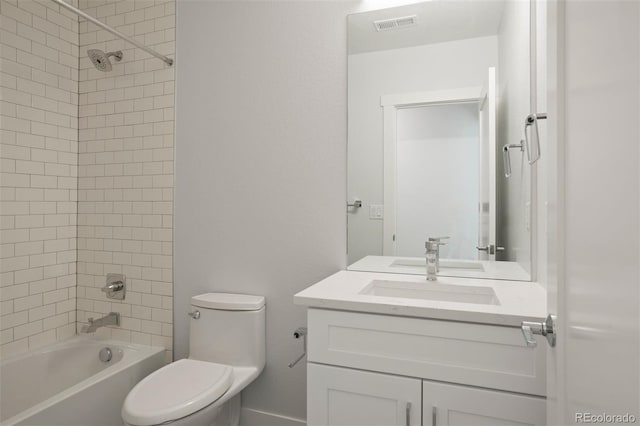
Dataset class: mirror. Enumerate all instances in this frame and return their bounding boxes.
[347,0,533,281]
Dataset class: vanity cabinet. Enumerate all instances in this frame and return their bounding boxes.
[308,364,545,426]
[422,381,545,426]
[306,308,546,426]
[307,363,421,426]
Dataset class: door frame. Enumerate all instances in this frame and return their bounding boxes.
[541,0,566,424]
[478,68,497,262]
[380,86,483,255]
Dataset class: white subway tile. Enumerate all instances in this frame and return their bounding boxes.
[15,160,44,175]
[0,229,29,244]
[0,283,29,301]
[32,16,59,38]
[42,311,68,329]
[29,278,55,295]
[16,22,46,45]
[32,95,58,113]
[14,240,44,256]
[17,133,46,149]
[2,201,30,215]
[28,329,56,348]
[0,311,29,330]
[13,319,43,339]
[29,304,56,323]
[17,0,47,19]
[46,9,73,31]
[14,294,42,312]
[0,29,32,51]
[0,116,30,133]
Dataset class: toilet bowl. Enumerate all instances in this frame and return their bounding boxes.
[121,293,266,426]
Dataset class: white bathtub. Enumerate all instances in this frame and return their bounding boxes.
[0,337,165,426]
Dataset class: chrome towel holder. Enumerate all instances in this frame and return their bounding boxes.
[525,112,547,165]
[502,140,525,178]
[502,112,547,178]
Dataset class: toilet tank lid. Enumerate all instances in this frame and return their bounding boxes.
[191,293,265,310]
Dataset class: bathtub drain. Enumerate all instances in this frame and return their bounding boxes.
[99,347,113,363]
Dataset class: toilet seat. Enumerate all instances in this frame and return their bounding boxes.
[122,359,234,426]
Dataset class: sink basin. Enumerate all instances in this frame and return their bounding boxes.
[390,258,484,271]
[359,280,500,305]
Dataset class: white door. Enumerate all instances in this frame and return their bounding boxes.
[477,67,497,261]
[545,1,640,424]
[307,363,422,426]
[381,88,483,256]
[422,381,546,426]
[395,103,480,259]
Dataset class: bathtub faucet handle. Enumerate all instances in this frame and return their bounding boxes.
[102,281,123,292]
[103,274,126,300]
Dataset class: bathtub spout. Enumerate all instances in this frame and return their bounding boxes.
[81,312,120,333]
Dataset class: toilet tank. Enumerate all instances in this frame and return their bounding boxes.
[188,293,265,369]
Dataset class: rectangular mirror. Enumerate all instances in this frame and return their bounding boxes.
[347,0,533,281]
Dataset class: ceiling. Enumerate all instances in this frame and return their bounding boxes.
[348,0,506,55]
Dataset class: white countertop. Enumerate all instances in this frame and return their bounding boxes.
[294,270,546,327]
[348,255,531,281]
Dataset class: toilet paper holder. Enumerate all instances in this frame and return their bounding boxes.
[288,327,307,368]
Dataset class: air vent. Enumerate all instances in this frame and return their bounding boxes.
[373,15,417,32]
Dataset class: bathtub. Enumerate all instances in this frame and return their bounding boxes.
[0,337,165,426]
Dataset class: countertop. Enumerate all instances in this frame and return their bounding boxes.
[294,270,547,327]
[348,255,531,281]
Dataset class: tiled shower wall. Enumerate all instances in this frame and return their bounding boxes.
[0,0,79,357]
[76,0,175,359]
[0,0,175,359]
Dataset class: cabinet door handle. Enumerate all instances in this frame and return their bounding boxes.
[432,406,437,426]
[405,402,411,426]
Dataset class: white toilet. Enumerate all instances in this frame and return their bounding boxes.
[121,293,266,426]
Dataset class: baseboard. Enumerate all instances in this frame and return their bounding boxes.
[239,407,306,426]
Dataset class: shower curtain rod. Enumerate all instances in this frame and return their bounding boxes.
[50,0,174,66]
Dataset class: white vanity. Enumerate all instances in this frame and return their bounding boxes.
[294,271,547,426]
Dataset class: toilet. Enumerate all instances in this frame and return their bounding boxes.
[121,293,266,426]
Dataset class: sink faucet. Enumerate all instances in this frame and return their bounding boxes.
[425,237,449,281]
[81,312,120,333]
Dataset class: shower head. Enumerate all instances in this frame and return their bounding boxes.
[87,49,122,72]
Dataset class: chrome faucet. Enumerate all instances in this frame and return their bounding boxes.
[425,241,439,281]
[81,312,120,333]
[425,236,449,281]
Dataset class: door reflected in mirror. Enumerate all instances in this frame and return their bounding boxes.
[347,0,533,281]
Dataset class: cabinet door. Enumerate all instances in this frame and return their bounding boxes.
[423,381,546,426]
[308,363,421,426]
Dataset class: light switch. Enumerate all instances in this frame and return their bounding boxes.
[369,204,384,220]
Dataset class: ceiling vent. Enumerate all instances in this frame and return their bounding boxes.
[373,15,418,32]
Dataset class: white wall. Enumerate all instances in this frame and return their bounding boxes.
[175,1,352,422]
[496,0,531,268]
[395,103,479,259]
[347,36,498,264]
